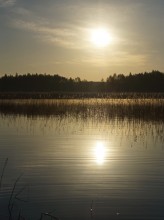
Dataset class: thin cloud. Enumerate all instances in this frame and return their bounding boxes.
[11,17,85,49]
[0,0,16,7]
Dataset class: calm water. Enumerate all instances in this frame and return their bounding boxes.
[0,99,164,220]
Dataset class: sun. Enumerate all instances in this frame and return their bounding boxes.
[90,28,112,48]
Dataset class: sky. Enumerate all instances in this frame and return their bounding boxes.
[0,0,164,81]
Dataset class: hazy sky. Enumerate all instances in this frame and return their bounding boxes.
[0,0,164,80]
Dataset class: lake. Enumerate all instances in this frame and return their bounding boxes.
[0,98,164,220]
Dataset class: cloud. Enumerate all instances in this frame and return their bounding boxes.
[11,18,83,49]
[8,5,88,49]
[0,0,16,7]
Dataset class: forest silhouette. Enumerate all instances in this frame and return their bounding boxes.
[0,70,164,93]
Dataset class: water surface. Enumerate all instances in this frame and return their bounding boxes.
[0,99,164,220]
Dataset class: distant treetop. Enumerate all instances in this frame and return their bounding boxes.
[0,70,164,93]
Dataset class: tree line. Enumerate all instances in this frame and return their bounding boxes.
[0,70,164,93]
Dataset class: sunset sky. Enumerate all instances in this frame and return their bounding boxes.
[0,0,164,80]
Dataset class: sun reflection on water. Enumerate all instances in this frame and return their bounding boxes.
[94,141,106,165]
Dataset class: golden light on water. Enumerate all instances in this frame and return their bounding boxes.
[90,28,112,48]
[94,141,106,165]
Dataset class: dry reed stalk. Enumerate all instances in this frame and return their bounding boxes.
[8,173,23,220]
[0,158,8,191]
[39,212,60,220]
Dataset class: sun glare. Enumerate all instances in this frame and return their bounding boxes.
[90,28,112,48]
[95,141,106,165]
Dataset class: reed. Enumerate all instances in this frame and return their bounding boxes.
[0,96,164,122]
[0,92,164,99]
[0,158,8,191]
[39,213,60,220]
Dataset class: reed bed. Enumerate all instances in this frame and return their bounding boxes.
[0,98,164,122]
[0,92,164,99]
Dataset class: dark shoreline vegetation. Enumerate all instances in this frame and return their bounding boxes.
[0,70,164,93]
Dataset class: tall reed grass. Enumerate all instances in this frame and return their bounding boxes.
[0,97,164,121]
[0,92,164,99]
